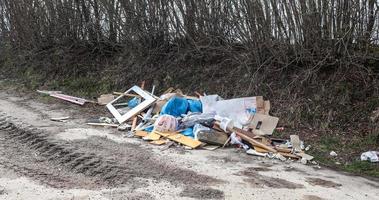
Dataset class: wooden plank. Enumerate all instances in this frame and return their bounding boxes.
[154,131,202,149]
[50,93,88,105]
[232,127,277,153]
[135,130,149,137]
[150,140,167,145]
[253,145,270,153]
[87,123,118,127]
[143,132,161,141]
[279,152,301,159]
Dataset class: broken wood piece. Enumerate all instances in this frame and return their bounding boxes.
[231,127,277,153]
[86,123,119,127]
[37,90,62,95]
[143,132,161,141]
[50,116,70,122]
[253,145,270,153]
[97,94,115,105]
[275,147,292,153]
[50,93,89,105]
[154,131,202,149]
[135,130,149,137]
[150,140,167,145]
[214,121,276,152]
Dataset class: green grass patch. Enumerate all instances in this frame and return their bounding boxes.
[344,161,379,177]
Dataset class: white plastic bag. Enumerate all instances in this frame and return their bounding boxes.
[360,151,379,162]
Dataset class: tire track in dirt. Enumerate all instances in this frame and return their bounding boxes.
[0,113,224,199]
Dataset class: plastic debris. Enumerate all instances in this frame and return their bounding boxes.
[360,151,379,162]
[330,151,338,157]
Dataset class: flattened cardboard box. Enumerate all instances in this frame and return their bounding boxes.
[249,113,279,136]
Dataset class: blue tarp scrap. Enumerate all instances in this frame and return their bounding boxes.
[128,97,140,108]
[160,96,189,117]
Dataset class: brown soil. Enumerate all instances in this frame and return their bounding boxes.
[305,177,342,188]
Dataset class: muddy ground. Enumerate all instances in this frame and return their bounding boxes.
[0,90,378,200]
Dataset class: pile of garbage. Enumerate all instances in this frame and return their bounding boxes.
[38,84,315,163]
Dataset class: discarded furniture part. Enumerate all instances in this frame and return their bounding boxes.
[97,94,115,105]
[87,123,119,127]
[106,85,156,124]
[154,131,202,149]
[360,151,379,162]
[50,116,70,122]
[248,114,279,136]
[131,81,146,131]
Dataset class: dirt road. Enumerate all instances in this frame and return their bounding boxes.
[0,91,378,200]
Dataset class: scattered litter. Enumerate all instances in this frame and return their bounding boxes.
[330,151,338,157]
[39,84,315,164]
[360,151,379,162]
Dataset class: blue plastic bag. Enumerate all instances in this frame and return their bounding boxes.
[160,96,189,117]
[187,99,202,113]
[128,97,140,108]
[180,127,194,138]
